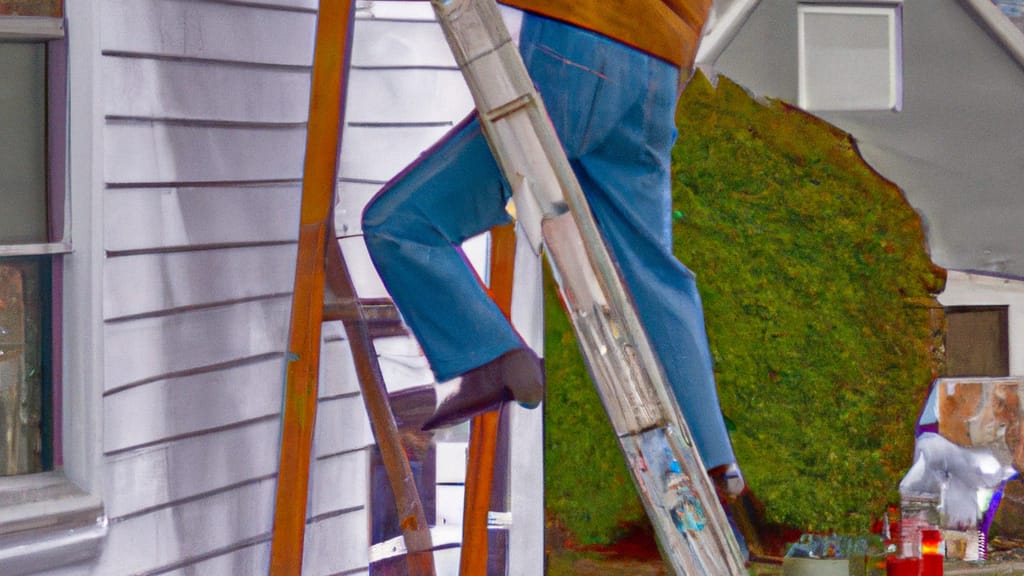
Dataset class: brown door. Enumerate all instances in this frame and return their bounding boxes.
[944,305,1010,377]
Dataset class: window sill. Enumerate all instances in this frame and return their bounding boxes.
[0,241,72,257]
[0,16,64,40]
[0,472,106,576]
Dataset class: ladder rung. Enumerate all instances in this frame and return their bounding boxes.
[370,536,461,564]
[323,297,406,337]
[485,93,534,123]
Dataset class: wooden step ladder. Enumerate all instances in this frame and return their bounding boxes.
[267,1,435,574]
[268,1,517,574]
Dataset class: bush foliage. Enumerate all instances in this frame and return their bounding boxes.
[544,72,945,543]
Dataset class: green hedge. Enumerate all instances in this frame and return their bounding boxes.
[544,72,945,543]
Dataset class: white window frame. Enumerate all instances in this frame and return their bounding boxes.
[0,10,106,575]
[797,2,903,112]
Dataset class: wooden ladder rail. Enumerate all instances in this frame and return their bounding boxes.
[324,240,436,576]
[459,222,517,576]
[269,1,435,574]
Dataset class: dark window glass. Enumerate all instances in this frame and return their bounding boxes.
[0,258,49,475]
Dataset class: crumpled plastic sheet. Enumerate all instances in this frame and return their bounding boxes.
[900,432,1017,529]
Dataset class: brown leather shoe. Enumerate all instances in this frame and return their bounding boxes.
[422,347,544,431]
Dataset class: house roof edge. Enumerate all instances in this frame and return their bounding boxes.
[696,0,762,66]
[697,0,1024,73]
[959,0,1024,71]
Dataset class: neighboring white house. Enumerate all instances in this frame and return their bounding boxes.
[0,1,542,574]
[697,0,1024,378]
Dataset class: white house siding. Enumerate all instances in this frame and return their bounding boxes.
[27,0,542,574]
[93,0,374,574]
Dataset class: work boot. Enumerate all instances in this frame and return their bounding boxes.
[422,347,544,431]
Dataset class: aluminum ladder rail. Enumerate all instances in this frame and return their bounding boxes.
[269,1,435,574]
[430,0,748,573]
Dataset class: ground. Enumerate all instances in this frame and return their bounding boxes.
[544,528,1024,575]
[546,548,1024,575]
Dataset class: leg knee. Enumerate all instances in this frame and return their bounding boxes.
[361,192,415,255]
[361,179,431,241]
[361,194,389,241]
[361,194,403,268]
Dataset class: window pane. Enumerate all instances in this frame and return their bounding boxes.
[0,259,43,476]
[0,41,48,244]
[0,0,61,17]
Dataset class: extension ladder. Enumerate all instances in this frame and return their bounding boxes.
[428,0,747,573]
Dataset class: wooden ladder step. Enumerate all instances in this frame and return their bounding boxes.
[322,296,406,338]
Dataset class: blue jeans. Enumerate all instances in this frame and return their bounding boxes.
[363,13,735,469]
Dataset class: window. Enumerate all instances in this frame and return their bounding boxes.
[798,2,903,111]
[945,306,1010,377]
[0,4,106,572]
[0,2,66,478]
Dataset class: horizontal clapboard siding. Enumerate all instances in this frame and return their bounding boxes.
[91,0,495,572]
[151,509,372,576]
[99,411,371,573]
[98,478,277,575]
[104,120,308,185]
[103,335,358,454]
[103,244,298,319]
[346,67,471,124]
[97,1,376,574]
[102,357,285,454]
[100,0,316,66]
[102,296,292,393]
[105,408,371,521]
[103,56,312,123]
[351,17,455,68]
[338,124,454,183]
[301,510,372,576]
[214,0,318,12]
[105,185,302,253]
[155,542,272,576]
[97,471,372,576]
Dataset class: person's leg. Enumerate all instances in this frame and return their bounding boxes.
[362,115,524,382]
[519,15,737,471]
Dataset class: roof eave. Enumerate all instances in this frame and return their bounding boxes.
[695,0,761,67]
[697,0,1024,73]
[959,0,1024,71]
